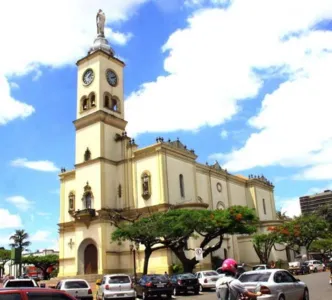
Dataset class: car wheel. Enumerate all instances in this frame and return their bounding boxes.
[194,288,200,295]
[173,287,178,296]
[278,295,285,300]
[142,291,147,300]
[303,289,309,300]
[314,268,317,273]
[199,284,203,292]
[166,293,172,299]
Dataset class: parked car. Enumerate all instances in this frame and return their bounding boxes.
[289,262,311,275]
[305,260,325,272]
[3,279,38,288]
[237,269,309,300]
[54,279,93,299]
[195,270,220,291]
[169,273,200,296]
[134,274,172,299]
[252,264,268,270]
[96,274,135,300]
[0,287,76,299]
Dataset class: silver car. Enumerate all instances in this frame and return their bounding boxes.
[55,279,93,299]
[236,269,309,300]
[195,270,221,291]
[96,274,135,300]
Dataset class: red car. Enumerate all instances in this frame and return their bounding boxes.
[0,287,76,299]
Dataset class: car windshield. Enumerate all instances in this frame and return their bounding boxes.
[64,280,88,289]
[109,276,130,284]
[203,271,218,276]
[6,280,35,287]
[239,272,271,282]
[178,273,196,279]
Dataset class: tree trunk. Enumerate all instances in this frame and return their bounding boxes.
[170,247,197,273]
[143,248,152,275]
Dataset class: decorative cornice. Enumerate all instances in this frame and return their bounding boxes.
[76,49,125,67]
[59,170,75,181]
[73,110,127,131]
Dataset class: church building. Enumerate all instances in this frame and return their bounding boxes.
[58,15,286,277]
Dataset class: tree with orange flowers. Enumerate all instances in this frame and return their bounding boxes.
[269,214,329,254]
[252,233,279,264]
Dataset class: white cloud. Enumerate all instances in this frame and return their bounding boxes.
[278,197,301,218]
[47,240,59,251]
[11,158,59,172]
[220,129,228,139]
[9,82,19,89]
[30,230,52,242]
[0,209,23,229]
[0,0,148,125]
[125,0,332,139]
[37,212,51,216]
[203,1,332,175]
[6,196,34,211]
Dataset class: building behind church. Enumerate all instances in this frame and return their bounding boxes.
[58,15,287,278]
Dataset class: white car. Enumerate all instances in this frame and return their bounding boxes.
[252,264,268,270]
[3,278,38,288]
[216,269,309,300]
[305,260,325,272]
[55,279,93,299]
[195,270,220,291]
[96,274,135,300]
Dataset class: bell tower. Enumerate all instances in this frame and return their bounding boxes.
[73,11,128,211]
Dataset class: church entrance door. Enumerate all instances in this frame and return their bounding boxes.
[84,244,98,274]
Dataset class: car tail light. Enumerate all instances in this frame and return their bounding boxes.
[260,285,271,294]
[88,288,92,294]
[204,279,208,283]
[105,284,110,290]
[146,282,153,287]
[177,280,183,285]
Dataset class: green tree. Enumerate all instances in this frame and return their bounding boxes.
[112,212,167,274]
[113,206,258,274]
[164,206,257,273]
[22,255,58,280]
[309,238,332,253]
[269,214,329,254]
[252,233,278,264]
[0,249,11,275]
[9,230,31,276]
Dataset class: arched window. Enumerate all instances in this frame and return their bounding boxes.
[263,198,267,215]
[84,192,92,209]
[82,97,89,111]
[90,93,96,107]
[82,182,94,209]
[111,98,117,111]
[84,148,91,162]
[141,171,151,200]
[104,95,109,108]
[179,174,185,198]
[68,192,75,211]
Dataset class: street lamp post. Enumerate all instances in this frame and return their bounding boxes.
[130,243,139,283]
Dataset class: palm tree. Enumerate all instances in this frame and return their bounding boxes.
[9,229,31,276]
[276,210,290,220]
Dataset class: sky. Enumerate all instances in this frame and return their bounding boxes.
[1,0,332,252]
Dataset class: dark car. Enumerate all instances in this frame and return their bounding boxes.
[134,274,172,299]
[293,263,311,275]
[170,273,200,296]
[0,287,76,299]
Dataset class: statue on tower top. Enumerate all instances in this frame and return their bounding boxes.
[96,9,106,37]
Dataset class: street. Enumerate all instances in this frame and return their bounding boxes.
[172,271,332,300]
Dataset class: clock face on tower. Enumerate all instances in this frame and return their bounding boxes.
[106,69,118,86]
[82,68,94,86]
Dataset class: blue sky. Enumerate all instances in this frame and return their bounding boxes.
[1,0,332,251]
